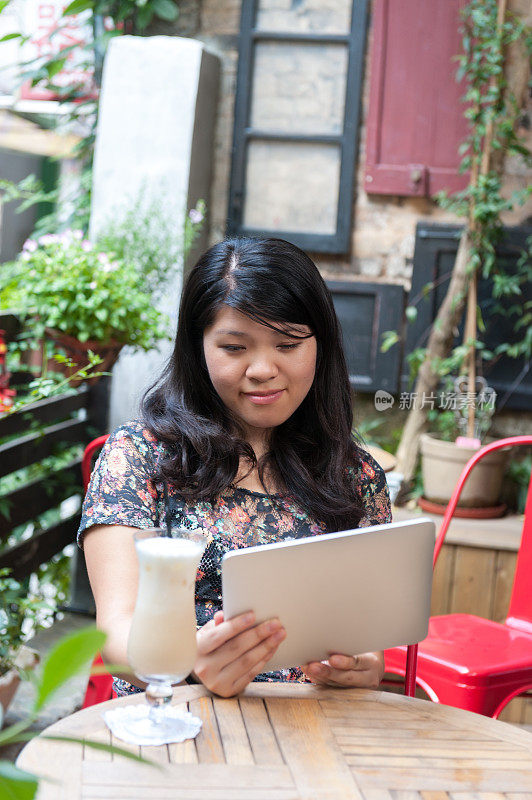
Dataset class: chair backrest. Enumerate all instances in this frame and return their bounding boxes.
[82,434,110,492]
[506,460,532,632]
[432,435,532,631]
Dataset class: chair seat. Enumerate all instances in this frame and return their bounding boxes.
[387,614,532,688]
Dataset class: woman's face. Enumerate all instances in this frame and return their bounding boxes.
[203,305,317,445]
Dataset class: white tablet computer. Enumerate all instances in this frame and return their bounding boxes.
[222,517,435,671]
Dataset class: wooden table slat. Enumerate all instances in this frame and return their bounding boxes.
[84,726,112,762]
[82,762,294,788]
[448,793,507,800]
[356,789,395,800]
[346,755,532,769]
[355,768,532,793]
[139,742,170,764]
[238,696,284,765]
[212,696,254,765]
[340,742,531,758]
[167,701,199,764]
[420,792,451,800]
[82,789,298,800]
[189,695,226,764]
[266,696,364,800]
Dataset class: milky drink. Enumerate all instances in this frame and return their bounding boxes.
[127,536,203,682]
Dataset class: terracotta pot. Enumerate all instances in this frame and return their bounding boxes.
[0,668,21,720]
[420,433,508,508]
[0,646,39,723]
[45,328,123,385]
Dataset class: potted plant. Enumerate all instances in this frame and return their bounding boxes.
[0,230,171,382]
[0,569,47,718]
[418,377,508,516]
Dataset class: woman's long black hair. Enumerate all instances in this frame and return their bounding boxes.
[141,236,366,532]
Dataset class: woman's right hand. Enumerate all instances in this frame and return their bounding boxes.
[194,610,286,697]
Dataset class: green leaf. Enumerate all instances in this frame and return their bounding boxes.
[45,58,67,79]
[0,33,22,42]
[380,330,399,353]
[63,0,94,14]
[0,761,38,800]
[136,5,154,28]
[0,717,36,748]
[151,0,179,21]
[34,627,105,711]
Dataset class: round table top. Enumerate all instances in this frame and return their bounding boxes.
[17,682,532,799]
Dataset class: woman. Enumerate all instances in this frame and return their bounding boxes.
[79,236,391,698]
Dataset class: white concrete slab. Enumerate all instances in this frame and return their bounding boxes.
[90,35,218,429]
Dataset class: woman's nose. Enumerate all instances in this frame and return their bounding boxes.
[245,355,279,381]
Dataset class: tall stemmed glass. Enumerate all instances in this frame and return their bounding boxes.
[115,527,205,743]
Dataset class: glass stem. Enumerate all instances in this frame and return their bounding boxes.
[145,682,173,724]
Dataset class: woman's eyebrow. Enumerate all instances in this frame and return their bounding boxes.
[215,327,311,337]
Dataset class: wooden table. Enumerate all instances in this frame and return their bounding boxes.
[17,683,532,799]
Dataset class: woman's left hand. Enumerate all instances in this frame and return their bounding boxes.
[302,651,384,689]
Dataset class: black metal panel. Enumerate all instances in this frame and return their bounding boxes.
[327,280,404,393]
[0,513,81,581]
[0,312,22,340]
[0,388,88,439]
[402,223,532,410]
[227,0,369,254]
[0,373,106,597]
[0,418,87,478]
[0,460,82,541]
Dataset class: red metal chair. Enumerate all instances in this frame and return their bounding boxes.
[385,435,532,717]
[80,435,115,708]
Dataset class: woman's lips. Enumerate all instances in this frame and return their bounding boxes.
[243,389,285,405]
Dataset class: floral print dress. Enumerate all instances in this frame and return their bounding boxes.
[78,420,392,696]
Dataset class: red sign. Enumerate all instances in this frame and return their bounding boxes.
[20,1,96,101]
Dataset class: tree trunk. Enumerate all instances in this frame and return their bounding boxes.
[394,0,530,499]
[394,229,471,494]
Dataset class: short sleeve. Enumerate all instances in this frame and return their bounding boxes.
[354,449,393,527]
[77,422,161,548]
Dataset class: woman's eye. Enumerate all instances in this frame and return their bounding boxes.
[221,345,244,352]
[278,343,300,350]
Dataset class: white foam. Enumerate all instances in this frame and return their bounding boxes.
[136,535,204,560]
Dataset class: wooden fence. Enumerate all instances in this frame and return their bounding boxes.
[0,387,91,581]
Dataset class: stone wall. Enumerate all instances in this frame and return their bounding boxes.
[163,0,531,293]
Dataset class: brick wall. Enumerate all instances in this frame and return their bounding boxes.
[161,0,532,292]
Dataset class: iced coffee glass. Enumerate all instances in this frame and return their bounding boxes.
[122,527,206,742]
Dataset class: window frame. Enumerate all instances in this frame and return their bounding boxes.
[227,0,369,254]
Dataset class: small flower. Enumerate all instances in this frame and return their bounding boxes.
[97,253,116,272]
[89,281,97,289]
[38,233,60,247]
[189,208,204,224]
[72,230,83,240]
[23,239,38,252]
[81,241,93,252]
[107,449,128,477]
